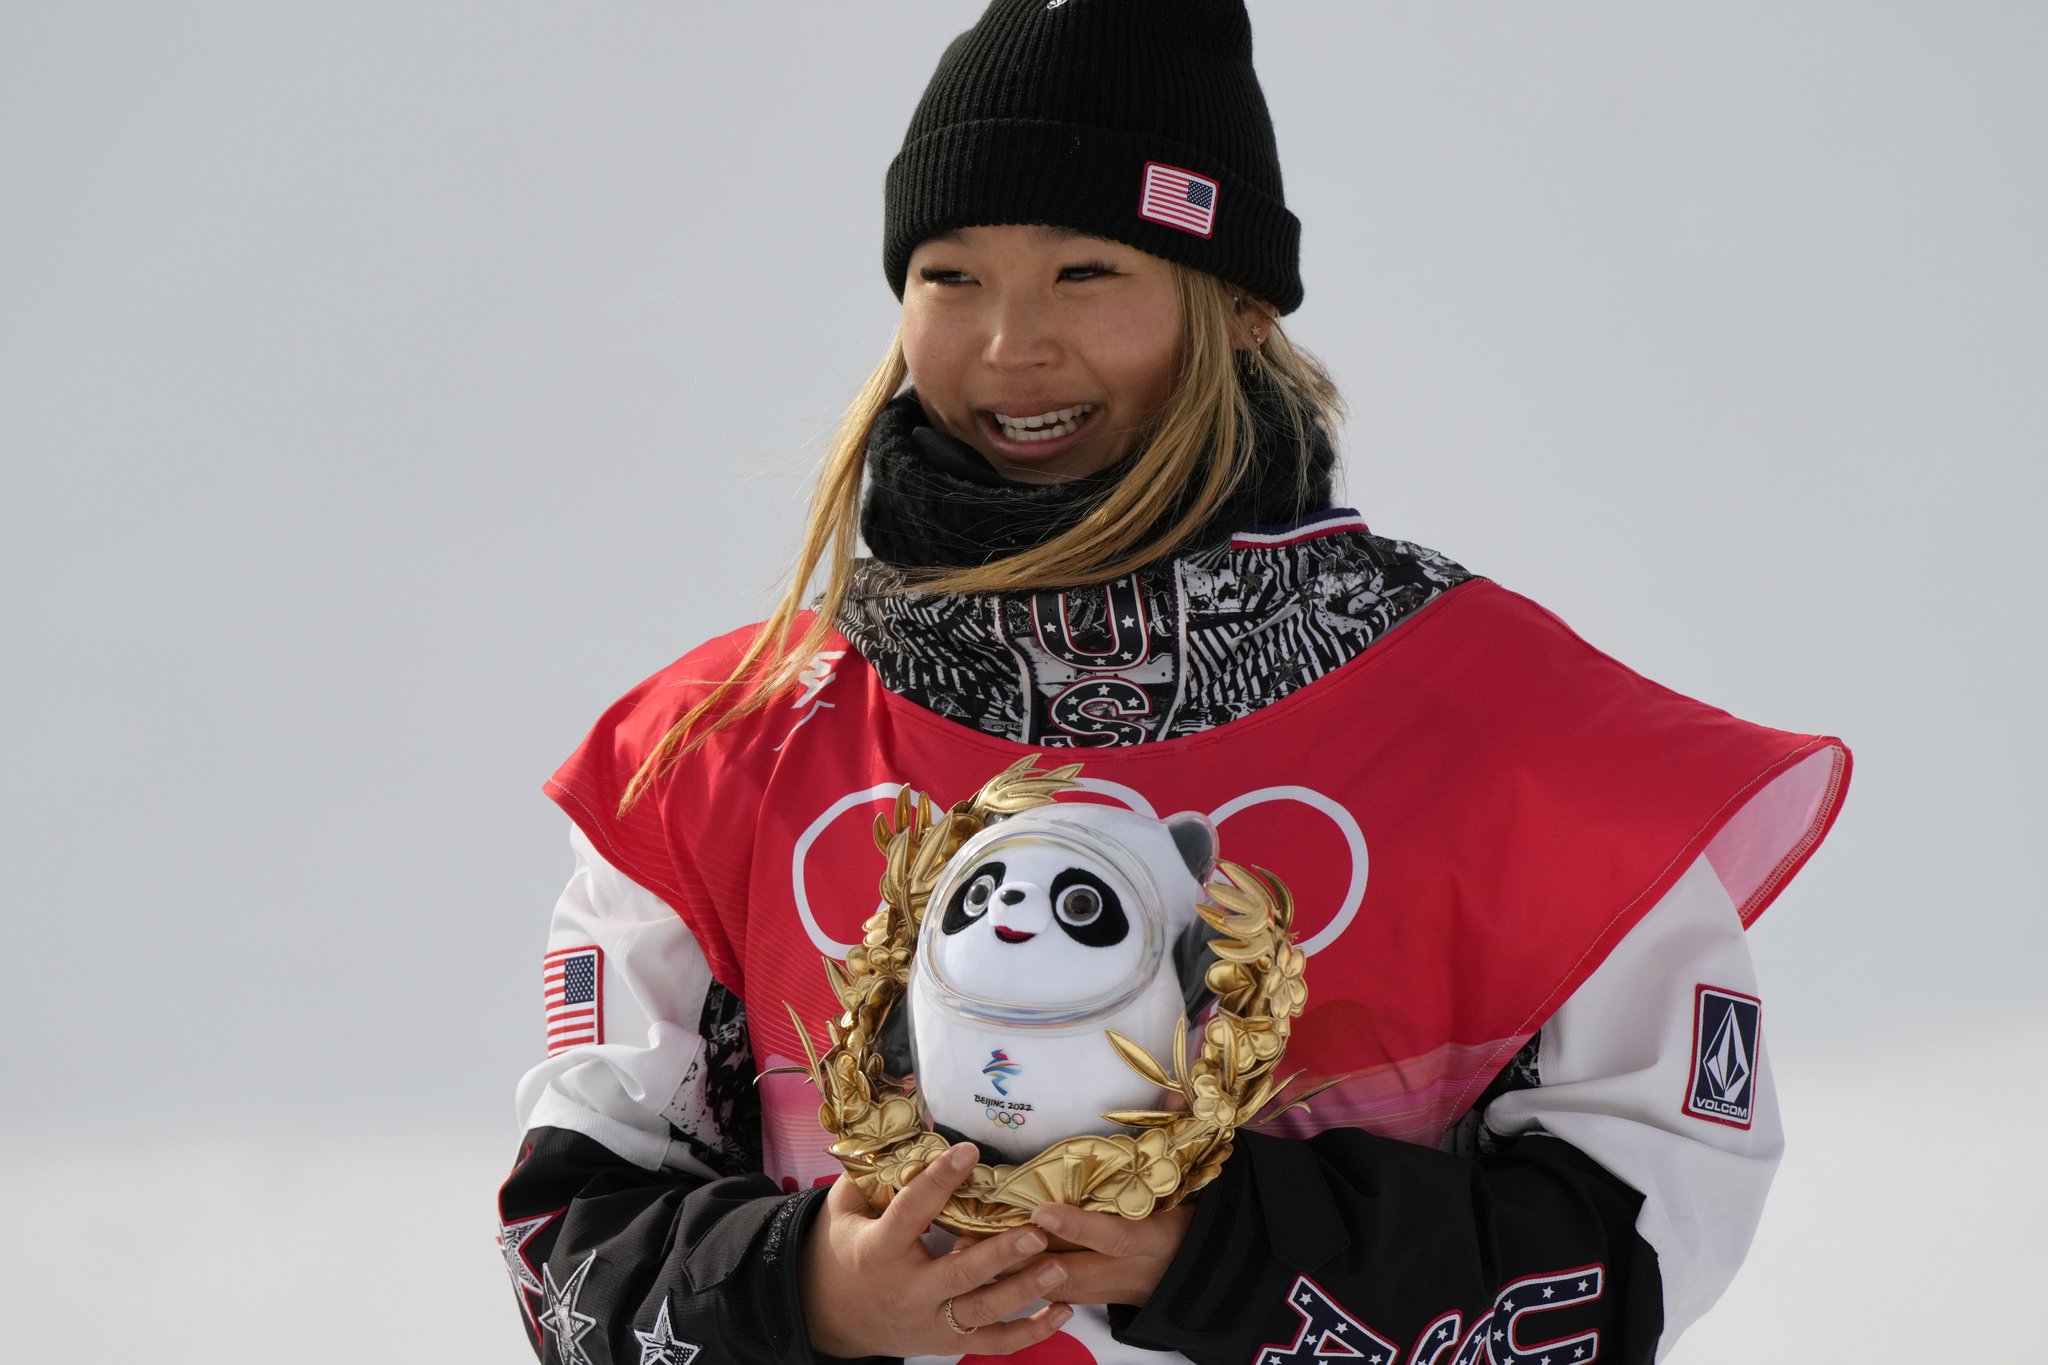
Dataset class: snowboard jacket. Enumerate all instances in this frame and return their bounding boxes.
[500,511,1849,1365]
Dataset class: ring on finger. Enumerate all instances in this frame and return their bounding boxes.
[942,1296,975,1335]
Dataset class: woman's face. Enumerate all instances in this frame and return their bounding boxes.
[901,225,1182,484]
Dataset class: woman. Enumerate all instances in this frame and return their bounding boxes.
[500,3,1850,1362]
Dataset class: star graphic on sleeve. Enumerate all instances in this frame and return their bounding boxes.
[497,1211,557,1298]
[634,1295,701,1365]
[538,1253,600,1365]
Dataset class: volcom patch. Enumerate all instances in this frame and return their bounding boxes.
[1685,985,1762,1129]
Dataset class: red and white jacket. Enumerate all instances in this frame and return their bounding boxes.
[502,539,1848,1365]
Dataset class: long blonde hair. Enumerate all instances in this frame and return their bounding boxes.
[619,265,1343,812]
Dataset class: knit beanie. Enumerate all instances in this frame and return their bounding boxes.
[884,0,1303,314]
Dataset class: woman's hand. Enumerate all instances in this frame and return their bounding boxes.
[800,1143,1073,1358]
[1027,1201,1195,1308]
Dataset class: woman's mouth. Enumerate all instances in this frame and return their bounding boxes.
[990,403,1095,442]
[978,404,1101,466]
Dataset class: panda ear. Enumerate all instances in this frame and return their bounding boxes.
[1165,813,1217,882]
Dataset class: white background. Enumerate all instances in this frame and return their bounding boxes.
[3,2,2041,1359]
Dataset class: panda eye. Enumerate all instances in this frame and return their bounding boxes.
[941,861,1005,935]
[1047,868,1126,946]
[1056,884,1101,926]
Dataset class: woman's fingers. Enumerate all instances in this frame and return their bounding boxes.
[823,1168,878,1220]
[945,1251,1069,1327]
[945,1298,1075,1353]
[934,1225,1050,1298]
[1022,1202,1194,1308]
[875,1142,979,1242]
[1031,1203,1146,1257]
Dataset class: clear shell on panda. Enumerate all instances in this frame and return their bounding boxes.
[786,756,1320,1235]
[909,802,1218,1163]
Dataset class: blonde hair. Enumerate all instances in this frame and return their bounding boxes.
[619,266,1343,812]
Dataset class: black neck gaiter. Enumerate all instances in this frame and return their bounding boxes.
[857,370,1338,571]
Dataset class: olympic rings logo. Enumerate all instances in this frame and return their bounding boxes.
[985,1108,1027,1129]
[793,779,1367,959]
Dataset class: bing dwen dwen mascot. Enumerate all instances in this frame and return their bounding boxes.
[789,757,1320,1235]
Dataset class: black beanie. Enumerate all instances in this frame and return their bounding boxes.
[884,0,1303,314]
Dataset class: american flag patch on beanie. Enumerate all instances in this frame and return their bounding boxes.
[1139,161,1219,237]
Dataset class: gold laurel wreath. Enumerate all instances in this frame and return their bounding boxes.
[785,755,1322,1234]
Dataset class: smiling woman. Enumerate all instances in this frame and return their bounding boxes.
[615,230,1340,799]
[902,225,1186,484]
[499,1,1850,1362]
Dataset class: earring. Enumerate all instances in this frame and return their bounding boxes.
[1233,293,1266,346]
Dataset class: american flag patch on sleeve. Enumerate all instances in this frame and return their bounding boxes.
[543,946,604,1054]
[1138,161,1219,238]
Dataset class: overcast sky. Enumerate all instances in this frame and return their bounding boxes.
[3,3,2041,1359]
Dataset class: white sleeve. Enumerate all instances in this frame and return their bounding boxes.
[1483,853,1782,1360]
[512,824,736,1180]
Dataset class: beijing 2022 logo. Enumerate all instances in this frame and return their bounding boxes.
[981,1048,1022,1096]
[978,1048,1030,1130]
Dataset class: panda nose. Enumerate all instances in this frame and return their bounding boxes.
[999,887,1027,906]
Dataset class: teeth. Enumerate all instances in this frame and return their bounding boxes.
[993,404,1094,442]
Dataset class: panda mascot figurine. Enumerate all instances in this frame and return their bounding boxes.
[906,802,1219,1164]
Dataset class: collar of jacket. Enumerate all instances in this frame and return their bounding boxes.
[857,364,1339,571]
[835,518,1475,746]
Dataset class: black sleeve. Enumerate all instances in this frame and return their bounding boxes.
[498,976,889,1365]
[498,1126,848,1365]
[1109,1128,1664,1365]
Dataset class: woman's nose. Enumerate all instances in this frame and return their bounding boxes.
[983,295,1061,371]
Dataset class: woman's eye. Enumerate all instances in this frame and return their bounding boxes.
[1056,885,1101,925]
[963,875,995,912]
[1059,262,1117,282]
[918,267,974,286]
